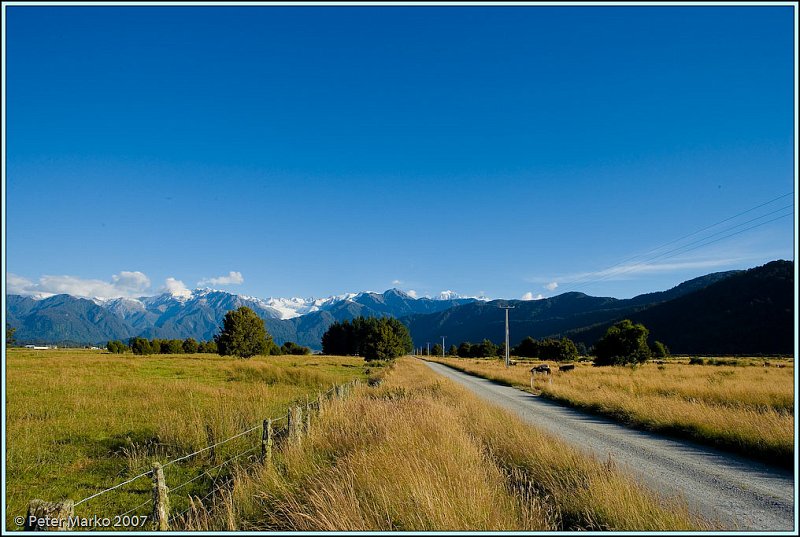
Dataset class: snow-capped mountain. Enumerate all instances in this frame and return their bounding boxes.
[7,287,480,348]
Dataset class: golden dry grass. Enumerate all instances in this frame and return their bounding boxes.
[5,348,367,529]
[183,357,709,531]
[429,356,794,464]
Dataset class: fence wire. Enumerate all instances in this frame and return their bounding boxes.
[69,383,345,513]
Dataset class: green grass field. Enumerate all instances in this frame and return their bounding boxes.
[5,348,370,530]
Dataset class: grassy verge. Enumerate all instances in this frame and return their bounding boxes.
[182,357,711,531]
[5,348,369,529]
[428,356,794,467]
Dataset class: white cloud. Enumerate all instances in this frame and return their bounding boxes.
[406,289,418,298]
[164,277,192,298]
[521,292,544,301]
[111,271,151,292]
[545,281,558,291]
[7,271,152,299]
[392,279,403,285]
[198,271,244,286]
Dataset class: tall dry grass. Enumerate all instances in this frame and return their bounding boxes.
[183,358,709,531]
[429,356,794,465]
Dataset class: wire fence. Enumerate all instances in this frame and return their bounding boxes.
[23,382,353,531]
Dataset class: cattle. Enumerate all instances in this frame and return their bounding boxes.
[558,363,575,372]
[530,364,551,375]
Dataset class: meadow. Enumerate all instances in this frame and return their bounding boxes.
[5,349,712,531]
[428,356,794,466]
[5,348,371,529]
[177,357,710,531]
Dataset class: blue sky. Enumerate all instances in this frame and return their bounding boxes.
[4,4,796,301]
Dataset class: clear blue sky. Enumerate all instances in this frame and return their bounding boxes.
[4,4,796,301]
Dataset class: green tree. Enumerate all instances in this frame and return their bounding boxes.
[472,339,498,358]
[431,343,443,357]
[593,319,652,366]
[198,340,218,354]
[215,306,273,358]
[512,336,539,358]
[321,316,411,360]
[162,339,184,354]
[447,344,458,356]
[129,337,153,355]
[281,341,311,355]
[150,338,162,354]
[6,325,16,347]
[650,340,670,358]
[106,340,128,354]
[361,317,413,361]
[182,337,199,354]
[457,342,473,357]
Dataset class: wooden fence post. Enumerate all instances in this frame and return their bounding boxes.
[151,462,169,531]
[261,419,273,464]
[24,499,74,531]
[288,405,302,442]
[305,395,312,432]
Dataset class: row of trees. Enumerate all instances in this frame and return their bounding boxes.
[109,307,311,357]
[321,316,413,361]
[439,320,669,366]
[117,337,219,355]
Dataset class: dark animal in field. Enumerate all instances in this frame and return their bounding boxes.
[558,364,575,372]
[531,364,551,375]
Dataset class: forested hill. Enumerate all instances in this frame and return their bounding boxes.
[402,261,794,355]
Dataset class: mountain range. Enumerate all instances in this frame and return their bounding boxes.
[6,260,794,354]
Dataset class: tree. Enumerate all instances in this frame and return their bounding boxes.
[182,338,199,354]
[6,325,16,347]
[431,343,443,357]
[107,340,128,354]
[457,342,473,358]
[150,338,162,354]
[162,339,184,354]
[129,337,153,355]
[447,344,458,356]
[472,339,498,358]
[215,306,273,358]
[650,340,670,358]
[321,316,412,361]
[198,340,218,354]
[281,341,311,355]
[593,319,652,366]
[512,336,539,358]
[361,317,413,361]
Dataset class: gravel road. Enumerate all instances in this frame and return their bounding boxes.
[423,360,795,531]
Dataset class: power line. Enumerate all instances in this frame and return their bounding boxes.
[555,192,793,291]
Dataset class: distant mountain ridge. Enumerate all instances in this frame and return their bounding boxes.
[6,288,477,348]
[6,261,794,354]
[401,261,793,355]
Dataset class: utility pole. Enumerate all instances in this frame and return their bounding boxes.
[500,305,515,368]
[441,336,446,357]
[427,342,430,356]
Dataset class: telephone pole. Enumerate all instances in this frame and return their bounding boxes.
[427,342,430,356]
[441,336,446,357]
[499,305,515,368]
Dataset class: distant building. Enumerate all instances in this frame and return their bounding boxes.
[24,344,57,350]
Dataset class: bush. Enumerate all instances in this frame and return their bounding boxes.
[688,357,705,365]
[106,340,128,354]
[281,341,312,355]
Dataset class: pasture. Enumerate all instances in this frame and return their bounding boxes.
[5,348,370,529]
[428,356,794,465]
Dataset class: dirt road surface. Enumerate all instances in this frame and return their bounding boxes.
[423,360,795,531]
